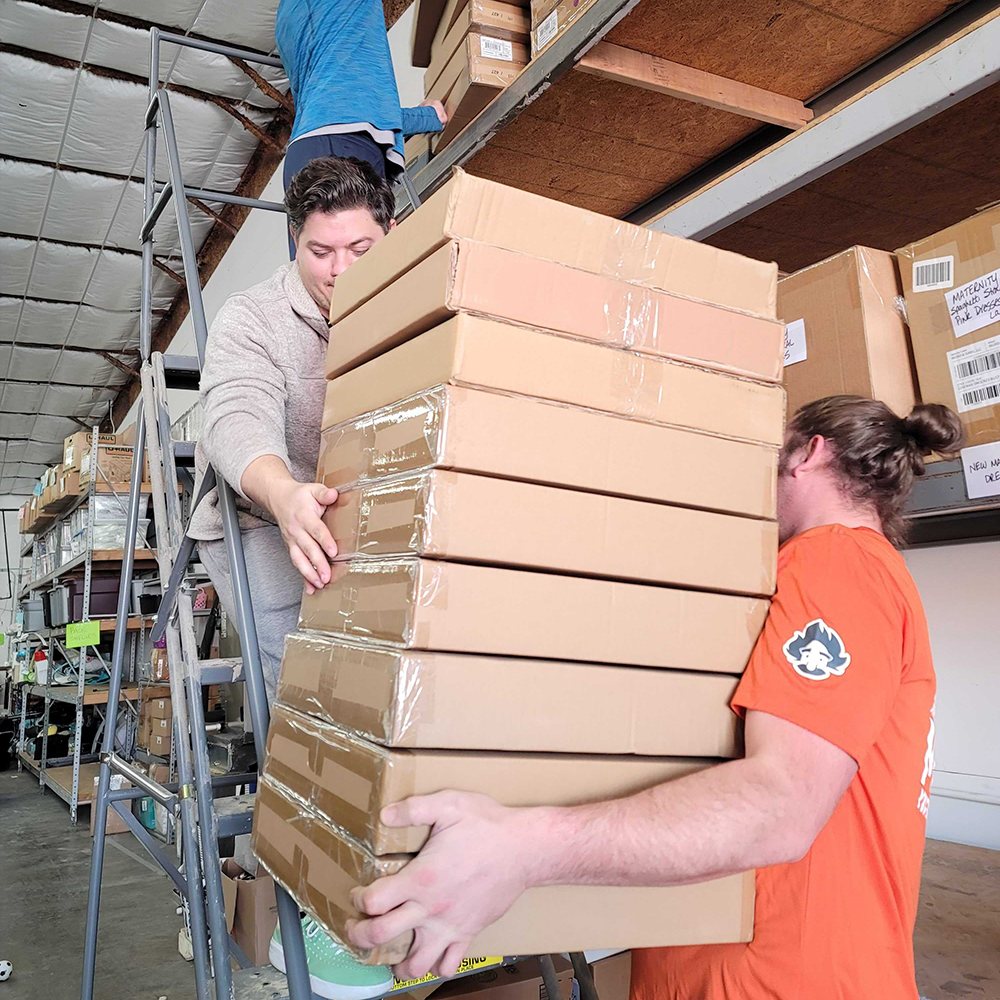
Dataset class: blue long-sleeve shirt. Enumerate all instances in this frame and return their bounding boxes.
[275,0,442,174]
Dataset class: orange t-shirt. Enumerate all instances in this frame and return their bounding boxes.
[632,524,936,1000]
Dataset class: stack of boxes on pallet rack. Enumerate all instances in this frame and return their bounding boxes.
[251,171,785,959]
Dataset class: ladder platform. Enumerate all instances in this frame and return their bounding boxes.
[162,353,201,391]
[173,440,196,467]
[215,792,255,838]
[200,656,244,684]
[233,965,289,999]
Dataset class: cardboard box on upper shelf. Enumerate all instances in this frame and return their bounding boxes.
[330,170,777,325]
[320,382,780,520]
[252,778,755,962]
[778,247,917,418]
[276,630,742,756]
[80,444,138,486]
[327,468,776,596]
[298,556,768,674]
[897,205,1000,453]
[425,0,530,93]
[589,952,632,1000]
[530,0,598,55]
[64,431,118,473]
[427,0,530,63]
[327,240,784,380]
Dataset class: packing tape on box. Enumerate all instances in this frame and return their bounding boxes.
[330,475,433,559]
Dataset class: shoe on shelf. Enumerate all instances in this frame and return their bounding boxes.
[269,915,396,1000]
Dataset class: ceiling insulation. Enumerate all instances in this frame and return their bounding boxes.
[0,0,293,495]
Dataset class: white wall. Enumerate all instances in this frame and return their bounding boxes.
[904,540,1000,850]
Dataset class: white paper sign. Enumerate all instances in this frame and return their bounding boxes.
[961,440,1000,500]
[480,36,514,61]
[536,9,559,50]
[783,318,807,367]
[947,334,1000,412]
[945,267,1000,338]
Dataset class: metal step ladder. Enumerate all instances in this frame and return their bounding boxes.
[80,26,312,1000]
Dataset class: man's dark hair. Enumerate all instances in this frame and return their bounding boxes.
[284,157,395,236]
[783,395,964,547]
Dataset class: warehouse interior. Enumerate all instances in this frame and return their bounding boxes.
[1,1,999,999]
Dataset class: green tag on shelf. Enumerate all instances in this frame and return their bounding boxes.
[66,620,100,648]
[0,633,5,645]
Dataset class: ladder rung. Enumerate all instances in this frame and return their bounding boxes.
[173,440,196,467]
[200,657,243,684]
[215,793,255,838]
[162,353,201,391]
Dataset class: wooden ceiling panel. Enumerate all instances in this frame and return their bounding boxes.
[605,0,955,97]
[705,82,1000,273]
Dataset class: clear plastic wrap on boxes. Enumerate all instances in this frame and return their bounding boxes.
[91,520,150,551]
[91,493,149,522]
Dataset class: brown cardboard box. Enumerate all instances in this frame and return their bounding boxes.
[425,2,529,92]
[59,468,83,499]
[326,240,784,381]
[91,775,132,836]
[64,431,118,472]
[530,0,597,55]
[81,444,136,486]
[222,859,279,966]
[147,695,172,720]
[428,0,529,60]
[319,314,786,445]
[426,45,524,152]
[433,958,574,1000]
[150,648,170,682]
[151,716,171,737]
[405,133,432,167]
[777,247,916,417]
[252,778,755,961]
[327,469,776,596]
[412,0,452,67]
[330,170,777,324]
[897,206,1000,450]
[320,382,780,519]
[298,557,768,674]
[263,703,717,853]
[589,952,631,1000]
[151,732,170,755]
[276,630,742,756]
[137,715,153,749]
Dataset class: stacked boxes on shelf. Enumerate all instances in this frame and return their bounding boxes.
[530,0,597,55]
[252,171,784,960]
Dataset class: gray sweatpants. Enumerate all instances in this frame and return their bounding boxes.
[198,524,302,704]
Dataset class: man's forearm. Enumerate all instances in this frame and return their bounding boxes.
[522,754,806,890]
[240,454,295,515]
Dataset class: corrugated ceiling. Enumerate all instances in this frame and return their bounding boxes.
[0,0,292,494]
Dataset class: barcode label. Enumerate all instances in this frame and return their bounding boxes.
[948,334,1000,413]
[480,36,514,60]
[912,256,954,292]
[536,9,559,51]
[955,350,1000,379]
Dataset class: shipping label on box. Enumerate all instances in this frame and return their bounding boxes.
[947,334,1000,413]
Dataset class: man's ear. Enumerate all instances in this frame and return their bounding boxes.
[797,435,830,473]
[388,218,397,231]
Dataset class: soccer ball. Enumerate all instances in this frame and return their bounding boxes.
[0,961,11,981]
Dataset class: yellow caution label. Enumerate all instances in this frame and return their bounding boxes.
[390,956,503,992]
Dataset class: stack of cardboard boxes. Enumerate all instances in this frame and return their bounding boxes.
[251,170,785,960]
[530,0,597,56]
[407,0,529,163]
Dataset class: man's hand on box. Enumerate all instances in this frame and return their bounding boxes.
[268,478,339,594]
[346,791,538,980]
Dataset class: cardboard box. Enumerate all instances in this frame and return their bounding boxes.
[331,170,777,325]
[276,630,742,756]
[531,0,598,55]
[777,247,916,418]
[150,648,170,682]
[589,952,631,1000]
[137,715,153,749]
[263,703,716,853]
[412,0,452,66]
[426,45,524,152]
[222,859,278,967]
[327,241,784,382]
[64,431,118,472]
[81,444,137,486]
[405,133,432,168]
[328,469,776,597]
[298,557,768,674]
[433,959,575,1000]
[151,732,170,755]
[151,716,171,737]
[425,1,529,92]
[91,775,132,836]
[252,778,755,962]
[897,206,1000,449]
[320,382,780,519]
[59,468,83,499]
[429,0,529,59]
[320,314,786,447]
[147,695,172,720]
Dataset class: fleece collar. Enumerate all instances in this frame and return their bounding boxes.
[284,260,330,341]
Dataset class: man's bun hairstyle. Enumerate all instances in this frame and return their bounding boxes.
[785,395,964,547]
[285,156,395,237]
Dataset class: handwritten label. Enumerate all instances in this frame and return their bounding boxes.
[945,267,1000,338]
[66,619,100,648]
[947,334,1000,413]
[783,318,807,367]
[961,440,1000,500]
[480,36,514,61]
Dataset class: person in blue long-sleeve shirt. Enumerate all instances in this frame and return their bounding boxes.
[276,0,446,257]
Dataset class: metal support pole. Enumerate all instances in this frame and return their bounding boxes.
[538,956,563,1000]
[154,182,286,213]
[157,30,284,67]
[569,953,601,1000]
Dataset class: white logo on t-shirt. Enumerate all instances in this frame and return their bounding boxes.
[782,618,851,681]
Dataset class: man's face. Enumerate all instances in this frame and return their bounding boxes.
[293,208,394,315]
[776,443,809,545]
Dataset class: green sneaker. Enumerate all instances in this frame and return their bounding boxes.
[269,915,396,1000]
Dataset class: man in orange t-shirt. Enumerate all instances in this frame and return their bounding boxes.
[345,396,963,999]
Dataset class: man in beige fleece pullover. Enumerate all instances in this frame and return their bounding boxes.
[189,157,396,701]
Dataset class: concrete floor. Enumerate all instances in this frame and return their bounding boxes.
[1,766,997,1000]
